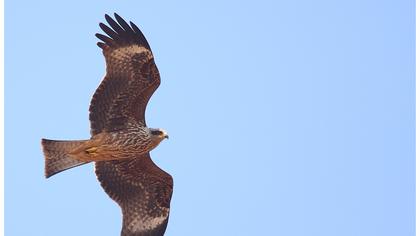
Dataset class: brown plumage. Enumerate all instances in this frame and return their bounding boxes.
[41,13,173,236]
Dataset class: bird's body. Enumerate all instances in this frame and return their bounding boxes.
[41,13,173,236]
[68,124,167,162]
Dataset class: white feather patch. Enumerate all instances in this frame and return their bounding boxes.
[129,207,169,232]
[110,45,153,62]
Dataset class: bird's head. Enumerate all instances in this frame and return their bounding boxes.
[149,128,169,142]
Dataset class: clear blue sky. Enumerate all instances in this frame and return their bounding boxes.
[5,0,414,235]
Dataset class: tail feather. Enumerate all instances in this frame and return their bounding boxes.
[41,139,89,178]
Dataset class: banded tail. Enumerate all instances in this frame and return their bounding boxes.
[41,139,89,178]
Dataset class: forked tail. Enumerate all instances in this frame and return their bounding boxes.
[41,139,89,178]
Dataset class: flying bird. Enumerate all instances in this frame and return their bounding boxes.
[41,13,173,236]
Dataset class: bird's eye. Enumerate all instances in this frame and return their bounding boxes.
[151,130,162,136]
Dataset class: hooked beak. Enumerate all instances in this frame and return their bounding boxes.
[164,134,169,139]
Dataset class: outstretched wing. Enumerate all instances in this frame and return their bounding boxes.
[95,153,173,236]
[89,13,160,135]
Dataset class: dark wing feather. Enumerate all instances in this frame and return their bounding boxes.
[95,153,173,236]
[89,13,160,135]
[105,59,160,130]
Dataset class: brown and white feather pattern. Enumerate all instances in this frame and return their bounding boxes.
[90,13,160,135]
[90,14,173,236]
[95,153,173,236]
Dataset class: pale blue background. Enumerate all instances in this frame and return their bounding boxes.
[6,1,415,235]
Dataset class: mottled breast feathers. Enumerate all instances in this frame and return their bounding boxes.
[90,13,173,236]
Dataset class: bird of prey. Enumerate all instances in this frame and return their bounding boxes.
[41,13,173,236]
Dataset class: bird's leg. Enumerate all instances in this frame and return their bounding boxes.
[85,146,99,155]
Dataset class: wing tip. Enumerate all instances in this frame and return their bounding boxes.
[96,13,152,51]
[104,13,112,20]
[114,12,121,19]
[97,42,106,49]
